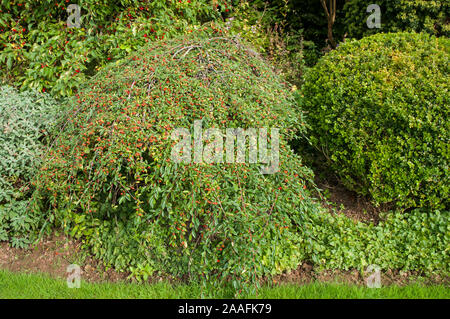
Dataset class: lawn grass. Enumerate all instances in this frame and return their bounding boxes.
[0,270,448,299]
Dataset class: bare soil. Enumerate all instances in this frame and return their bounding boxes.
[315,174,390,225]
[271,262,448,287]
[0,235,128,283]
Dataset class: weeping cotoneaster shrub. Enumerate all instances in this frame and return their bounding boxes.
[0,86,61,247]
[31,28,322,292]
[300,32,449,211]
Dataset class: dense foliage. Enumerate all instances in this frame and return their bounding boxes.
[0,86,62,247]
[247,1,449,67]
[344,0,449,39]
[0,0,231,97]
[2,1,447,96]
[301,32,449,210]
[31,31,321,292]
[226,1,309,84]
[302,208,449,275]
[0,0,447,294]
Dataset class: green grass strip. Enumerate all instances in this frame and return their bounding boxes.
[0,270,448,299]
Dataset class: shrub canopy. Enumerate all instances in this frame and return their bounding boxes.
[301,32,449,211]
[33,30,320,291]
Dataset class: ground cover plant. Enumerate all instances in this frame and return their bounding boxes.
[300,208,449,274]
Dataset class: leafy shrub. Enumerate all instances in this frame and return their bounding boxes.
[227,1,308,86]
[344,0,449,39]
[300,208,449,274]
[0,86,62,247]
[300,32,449,210]
[32,30,321,292]
[0,0,231,97]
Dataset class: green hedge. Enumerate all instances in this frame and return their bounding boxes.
[300,32,449,210]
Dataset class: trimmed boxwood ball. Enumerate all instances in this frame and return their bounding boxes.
[300,32,449,211]
[32,30,321,292]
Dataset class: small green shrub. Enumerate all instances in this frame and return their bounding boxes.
[300,32,449,210]
[0,86,62,247]
[32,30,321,293]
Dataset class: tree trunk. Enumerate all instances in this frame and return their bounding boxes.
[320,0,337,49]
